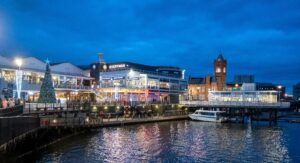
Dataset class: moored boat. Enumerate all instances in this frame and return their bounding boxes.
[189,109,227,122]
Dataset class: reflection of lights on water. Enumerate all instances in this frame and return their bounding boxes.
[50,121,292,162]
[85,117,89,123]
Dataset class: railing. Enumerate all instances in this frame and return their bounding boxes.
[180,101,291,108]
[0,105,23,116]
[24,103,67,114]
[54,84,91,90]
[40,114,188,127]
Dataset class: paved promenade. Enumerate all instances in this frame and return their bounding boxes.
[40,115,189,128]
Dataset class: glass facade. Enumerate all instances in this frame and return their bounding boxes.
[96,66,187,103]
[208,91,278,103]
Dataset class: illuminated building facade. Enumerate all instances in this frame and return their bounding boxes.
[0,55,94,102]
[208,83,279,103]
[90,58,187,104]
[188,50,226,101]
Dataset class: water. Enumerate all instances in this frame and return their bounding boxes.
[23,121,300,162]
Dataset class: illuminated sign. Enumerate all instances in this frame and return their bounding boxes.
[109,64,126,69]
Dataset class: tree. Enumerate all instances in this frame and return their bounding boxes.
[38,62,56,103]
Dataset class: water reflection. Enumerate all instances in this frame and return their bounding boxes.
[33,121,300,162]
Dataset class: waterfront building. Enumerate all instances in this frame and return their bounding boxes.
[293,82,300,101]
[256,82,286,99]
[188,50,227,101]
[208,83,278,103]
[90,54,187,104]
[234,75,255,84]
[0,55,94,102]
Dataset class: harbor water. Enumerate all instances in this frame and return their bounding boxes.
[21,120,300,162]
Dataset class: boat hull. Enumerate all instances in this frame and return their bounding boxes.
[189,114,227,123]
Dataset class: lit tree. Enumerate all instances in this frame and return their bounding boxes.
[38,61,56,103]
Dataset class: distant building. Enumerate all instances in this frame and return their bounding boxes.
[188,50,226,101]
[234,75,255,84]
[293,82,300,101]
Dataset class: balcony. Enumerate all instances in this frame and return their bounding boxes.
[54,84,91,90]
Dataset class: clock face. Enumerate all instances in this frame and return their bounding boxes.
[103,64,107,70]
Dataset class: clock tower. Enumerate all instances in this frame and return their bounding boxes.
[214,49,227,91]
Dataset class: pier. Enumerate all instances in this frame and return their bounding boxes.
[181,101,292,124]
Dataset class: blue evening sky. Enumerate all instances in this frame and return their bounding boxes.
[0,0,299,93]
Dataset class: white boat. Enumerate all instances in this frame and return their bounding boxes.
[189,109,227,122]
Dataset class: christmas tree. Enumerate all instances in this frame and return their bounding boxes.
[38,61,56,103]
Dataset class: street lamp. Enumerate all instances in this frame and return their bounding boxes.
[15,58,23,69]
[14,58,23,99]
[277,85,282,101]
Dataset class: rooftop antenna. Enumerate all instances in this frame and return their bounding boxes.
[98,52,105,64]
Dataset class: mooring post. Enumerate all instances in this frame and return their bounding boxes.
[275,110,278,124]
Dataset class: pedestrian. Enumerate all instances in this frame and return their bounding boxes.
[8,98,15,107]
[2,98,8,109]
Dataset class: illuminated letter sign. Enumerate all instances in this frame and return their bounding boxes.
[109,64,126,69]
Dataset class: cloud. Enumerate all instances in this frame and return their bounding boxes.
[0,0,299,93]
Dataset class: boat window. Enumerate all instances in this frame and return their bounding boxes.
[199,112,215,116]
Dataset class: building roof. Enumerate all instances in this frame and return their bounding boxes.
[217,49,224,61]
[0,55,91,77]
[188,77,205,84]
[99,61,182,72]
[188,75,217,85]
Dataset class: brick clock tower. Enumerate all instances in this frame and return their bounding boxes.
[214,49,227,91]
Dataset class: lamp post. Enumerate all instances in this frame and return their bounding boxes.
[277,85,282,102]
[14,58,23,99]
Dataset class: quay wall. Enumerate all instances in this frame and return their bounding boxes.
[0,115,188,160]
[0,116,40,146]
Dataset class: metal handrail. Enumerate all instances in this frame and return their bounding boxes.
[180,101,291,108]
